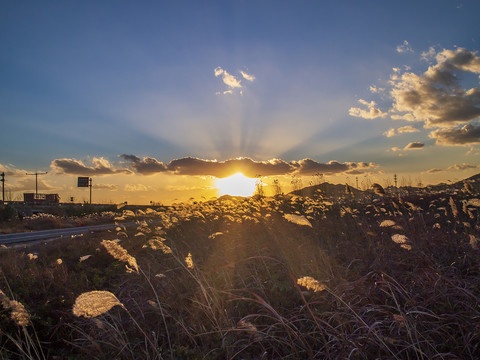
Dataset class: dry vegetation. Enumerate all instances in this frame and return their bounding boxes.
[1,182,480,359]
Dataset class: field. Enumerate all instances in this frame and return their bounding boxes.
[1,180,480,359]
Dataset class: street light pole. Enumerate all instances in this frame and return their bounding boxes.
[26,171,48,198]
[1,172,5,204]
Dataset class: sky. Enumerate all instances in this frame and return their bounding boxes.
[1,0,479,204]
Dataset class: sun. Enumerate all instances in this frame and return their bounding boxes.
[215,172,257,197]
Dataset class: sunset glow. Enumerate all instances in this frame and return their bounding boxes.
[0,1,478,204]
[215,173,257,197]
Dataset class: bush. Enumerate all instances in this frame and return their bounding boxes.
[0,204,16,222]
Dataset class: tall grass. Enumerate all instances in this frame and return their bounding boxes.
[0,190,479,358]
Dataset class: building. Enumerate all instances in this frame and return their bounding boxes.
[23,193,60,204]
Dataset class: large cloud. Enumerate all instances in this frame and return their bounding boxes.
[119,154,168,175]
[429,123,480,145]
[351,47,480,147]
[121,156,377,178]
[51,157,132,176]
[167,157,295,178]
[390,48,480,128]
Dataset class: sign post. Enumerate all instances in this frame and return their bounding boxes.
[77,177,92,204]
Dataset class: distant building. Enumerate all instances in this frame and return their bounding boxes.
[23,193,60,204]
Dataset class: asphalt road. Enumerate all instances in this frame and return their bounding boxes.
[0,222,139,246]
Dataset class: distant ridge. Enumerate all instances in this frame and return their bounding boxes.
[289,172,480,197]
[289,182,363,198]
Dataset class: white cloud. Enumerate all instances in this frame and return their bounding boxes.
[384,128,397,138]
[214,67,255,95]
[214,66,242,89]
[421,46,436,62]
[384,125,419,137]
[354,47,480,147]
[240,71,256,81]
[349,99,388,119]
[397,40,413,53]
[369,85,385,93]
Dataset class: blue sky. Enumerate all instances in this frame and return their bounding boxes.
[1,1,479,203]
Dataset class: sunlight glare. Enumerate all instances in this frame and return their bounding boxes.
[215,172,257,197]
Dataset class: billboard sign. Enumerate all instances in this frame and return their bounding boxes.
[77,177,90,187]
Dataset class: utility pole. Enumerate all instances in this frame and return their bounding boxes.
[1,172,5,204]
[89,178,92,204]
[356,176,359,189]
[26,171,48,198]
[394,173,398,188]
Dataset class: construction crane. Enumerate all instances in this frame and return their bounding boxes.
[26,171,48,198]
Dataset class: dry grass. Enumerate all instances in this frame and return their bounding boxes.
[0,189,479,359]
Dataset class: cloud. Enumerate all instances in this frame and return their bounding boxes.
[0,164,28,177]
[51,157,132,176]
[390,48,480,128]
[6,178,58,192]
[448,163,479,171]
[121,155,377,178]
[291,159,377,176]
[214,67,242,88]
[429,123,480,145]
[240,71,256,81]
[167,157,295,178]
[94,183,119,191]
[425,168,444,173]
[214,67,255,95]
[124,184,150,192]
[383,125,420,137]
[404,142,425,150]
[369,85,385,93]
[120,154,168,175]
[396,40,414,53]
[348,99,388,119]
[384,129,397,138]
[391,147,402,152]
[421,46,436,62]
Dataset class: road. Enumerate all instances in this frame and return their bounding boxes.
[0,222,140,246]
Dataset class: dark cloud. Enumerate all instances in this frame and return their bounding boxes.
[404,142,425,150]
[429,123,480,145]
[292,159,377,175]
[120,154,168,175]
[51,157,132,176]
[390,48,480,128]
[119,154,141,162]
[167,157,294,178]
[120,155,377,178]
